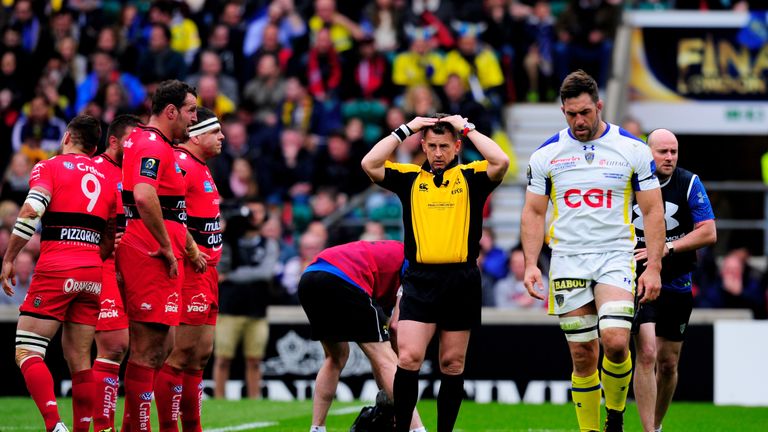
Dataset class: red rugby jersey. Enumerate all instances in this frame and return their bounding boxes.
[31,153,116,272]
[174,147,222,266]
[92,153,125,233]
[312,240,405,308]
[120,125,187,257]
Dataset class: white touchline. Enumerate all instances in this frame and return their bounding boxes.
[204,421,278,432]
[329,405,367,415]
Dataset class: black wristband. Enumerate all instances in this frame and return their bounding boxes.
[391,124,413,143]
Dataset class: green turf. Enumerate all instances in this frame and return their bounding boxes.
[0,397,766,431]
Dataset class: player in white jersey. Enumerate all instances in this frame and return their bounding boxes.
[521,70,666,432]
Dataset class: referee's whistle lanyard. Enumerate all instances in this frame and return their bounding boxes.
[422,157,459,188]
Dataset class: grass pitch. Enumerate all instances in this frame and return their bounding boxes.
[0,397,765,431]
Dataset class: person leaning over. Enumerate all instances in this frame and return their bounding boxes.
[361,113,509,432]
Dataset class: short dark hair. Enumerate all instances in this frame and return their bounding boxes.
[560,69,599,103]
[152,80,197,115]
[195,106,217,125]
[422,113,459,140]
[67,115,102,155]
[106,114,140,140]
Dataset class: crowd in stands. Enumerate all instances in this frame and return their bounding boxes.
[0,0,766,318]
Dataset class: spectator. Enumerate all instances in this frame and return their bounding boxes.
[38,54,76,119]
[9,0,43,55]
[402,84,439,118]
[392,26,443,89]
[136,23,188,85]
[280,230,326,303]
[243,54,286,128]
[243,0,306,58]
[0,89,20,173]
[0,249,33,306]
[75,51,145,113]
[197,75,235,119]
[523,0,557,102]
[0,153,31,206]
[494,247,545,309]
[211,118,261,200]
[554,0,621,88]
[215,199,279,399]
[147,0,201,65]
[55,36,87,86]
[0,200,20,231]
[0,225,9,257]
[228,157,260,201]
[360,220,387,241]
[312,130,370,196]
[198,23,243,87]
[303,27,343,102]
[362,0,406,54]
[698,249,767,319]
[276,77,322,135]
[267,127,315,203]
[309,0,365,54]
[11,96,67,162]
[0,50,25,107]
[440,21,505,109]
[248,22,295,75]
[188,50,240,105]
[621,116,646,142]
[342,35,394,102]
[478,227,507,306]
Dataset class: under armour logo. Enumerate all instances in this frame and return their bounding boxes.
[633,201,679,230]
[623,278,631,284]
[583,145,595,151]
[697,191,705,204]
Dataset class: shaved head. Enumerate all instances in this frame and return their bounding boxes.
[647,128,678,180]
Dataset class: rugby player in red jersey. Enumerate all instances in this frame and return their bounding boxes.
[116,80,198,432]
[1,115,116,432]
[90,114,141,432]
[298,240,425,432]
[151,107,223,432]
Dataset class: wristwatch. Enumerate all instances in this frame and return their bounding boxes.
[665,241,675,255]
[462,122,476,136]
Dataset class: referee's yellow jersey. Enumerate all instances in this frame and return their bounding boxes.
[377,158,501,264]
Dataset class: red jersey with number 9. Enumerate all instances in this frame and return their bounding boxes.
[120,125,187,257]
[30,153,116,272]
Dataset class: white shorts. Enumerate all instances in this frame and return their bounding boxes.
[547,251,635,315]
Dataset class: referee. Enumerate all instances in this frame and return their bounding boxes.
[361,114,509,431]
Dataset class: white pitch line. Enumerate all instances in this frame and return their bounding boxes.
[204,421,278,432]
[329,405,367,415]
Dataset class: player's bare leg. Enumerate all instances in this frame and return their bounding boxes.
[15,316,65,432]
[633,324,658,432]
[312,341,349,427]
[563,303,601,432]
[244,356,264,399]
[655,338,683,430]
[595,284,635,432]
[394,320,436,432]
[212,355,231,399]
[361,341,424,430]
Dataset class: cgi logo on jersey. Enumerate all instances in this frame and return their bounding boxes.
[564,188,613,209]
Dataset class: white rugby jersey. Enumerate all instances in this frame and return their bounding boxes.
[527,123,660,255]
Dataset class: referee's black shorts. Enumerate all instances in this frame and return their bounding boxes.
[399,263,481,331]
[298,271,391,342]
[633,289,693,342]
